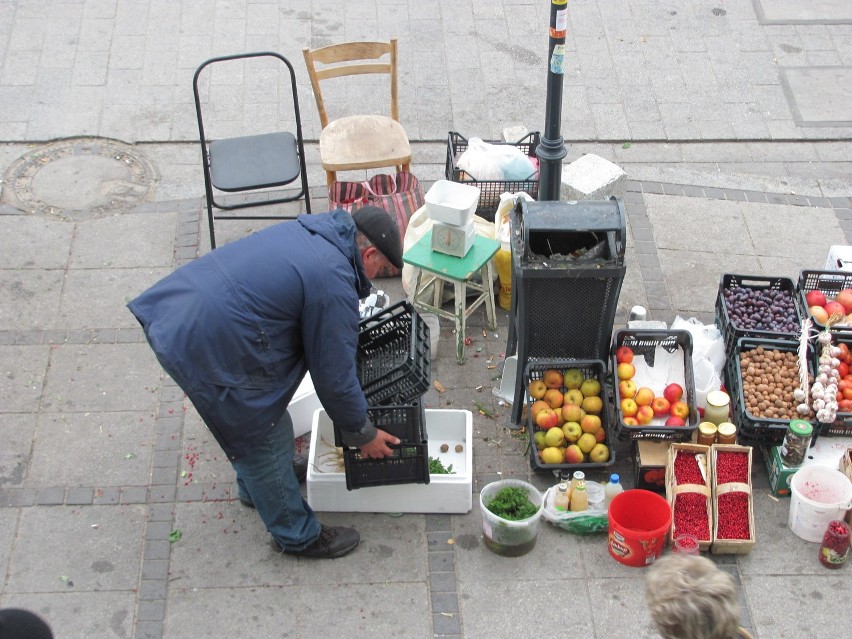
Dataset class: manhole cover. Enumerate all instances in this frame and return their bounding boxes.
[2,137,158,218]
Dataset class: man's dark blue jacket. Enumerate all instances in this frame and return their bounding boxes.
[128,210,375,460]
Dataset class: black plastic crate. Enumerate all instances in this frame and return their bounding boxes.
[611,330,699,442]
[343,442,430,490]
[714,274,801,355]
[797,269,852,334]
[333,402,427,448]
[811,333,852,437]
[445,131,540,221]
[726,337,815,446]
[524,359,616,474]
[357,301,430,405]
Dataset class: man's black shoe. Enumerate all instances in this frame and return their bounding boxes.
[238,454,309,509]
[278,524,360,559]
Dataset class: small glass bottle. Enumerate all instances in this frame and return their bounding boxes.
[717,422,737,445]
[779,419,813,467]
[818,520,850,569]
[704,391,730,426]
[697,422,718,446]
[604,473,624,508]
[554,473,570,512]
[673,533,700,555]
[570,475,588,512]
[569,471,584,500]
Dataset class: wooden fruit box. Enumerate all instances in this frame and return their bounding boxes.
[710,444,755,554]
[666,443,713,551]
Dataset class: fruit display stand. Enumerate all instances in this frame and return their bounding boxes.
[307,408,473,513]
[524,359,616,473]
[725,337,815,446]
[505,198,626,424]
[810,332,852,438]
[445,131,540,221]
[612,329,699,442]
[797,269,852,334]
[666,443,713,552]
[714,273,802,356]
[710,444,755,554]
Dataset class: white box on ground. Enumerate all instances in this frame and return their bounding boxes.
[493,355,518,404]
[825,245,852,272]
[425,180,480,226]
[289,374,322,438]
[307,408,473,513]
[431,219,475,258]
[560,153,627,201]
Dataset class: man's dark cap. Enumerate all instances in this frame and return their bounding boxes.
[351,206,403,269]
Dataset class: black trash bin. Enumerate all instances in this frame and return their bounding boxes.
[506,198,627,424]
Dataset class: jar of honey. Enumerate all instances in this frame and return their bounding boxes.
[697,422,718,446]
[717,422,737,445]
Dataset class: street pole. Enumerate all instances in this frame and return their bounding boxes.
[537,0,569,201]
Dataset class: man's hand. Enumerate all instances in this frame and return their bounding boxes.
[357,428,400,459]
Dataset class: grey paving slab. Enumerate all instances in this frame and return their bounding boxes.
[0,216,74,269]
[742,202,841,258]
[781,66,852,126]
[1,591,136,639]
[0,507,17,575]
[70,213,178,269]
[41,343,163,413]
[754,0,852,24]
[585,577,662,639]
[27,411,155,488]
[0,414,37,486]
[0,345,49,412]
[6,504,146,593]
[0,270,64,331]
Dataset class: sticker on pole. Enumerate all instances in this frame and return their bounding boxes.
[550,44,566,74]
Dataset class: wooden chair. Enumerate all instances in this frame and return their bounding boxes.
[193,52,311,249]
[302,39,411,188]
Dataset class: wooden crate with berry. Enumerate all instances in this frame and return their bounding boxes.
[710,444,755,554]
[666,443,713,552]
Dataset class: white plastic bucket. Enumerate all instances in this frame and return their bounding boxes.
[480,479,543,556]
[421,313,440,355]
[788,465,852,542]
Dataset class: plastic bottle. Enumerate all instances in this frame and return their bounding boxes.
[495,238,512,311]
[553,473,570,512]
[604,473,624,508]
[569,475,588,512]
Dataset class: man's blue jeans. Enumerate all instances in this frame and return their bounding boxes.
[232,411,321,552]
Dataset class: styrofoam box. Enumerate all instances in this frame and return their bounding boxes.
[289,374,322,438]
[307,408,473,513]
[425,180,480,226]
[826,245,852,272]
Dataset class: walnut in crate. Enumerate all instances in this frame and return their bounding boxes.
[739,346,814,420]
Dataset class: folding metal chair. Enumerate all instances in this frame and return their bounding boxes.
[193,51,311,249]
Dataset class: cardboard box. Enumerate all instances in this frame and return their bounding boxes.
[666,443,713,551]
[764,436,852,497]
[307,408,473,514]
[710,444,755,555]
[764,445,797,497]
[634,440,671,492]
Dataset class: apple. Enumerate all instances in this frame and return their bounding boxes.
[636,405,655,425]
[563,368,584,389]
[663,383,684,404]
[580,378,602,397]
[543,426,565,447]
[535,407,559,430]
[825,301,846,318]
[564,444,584,464]
[670,401,690,420]
[805,289,827,307]
[581,414,602,435]
[594,426,607,443]
[665,415,686,427]
[651,396,671,417]
[562,421,582,443]
[533,430,547,449]
[528,379,547,399]
[810,305,829,324]
[589,443,609,463]
[836,288,852,314]
[563,389,584,406]
[618,379,638,399]
[577,432,597,454]
[616,345,634,364]
[530,399,550,421]
[620,398,638,417]
[616,362,635,381]
[543,368,564,389]
[581,395,603,415]
[543,388,564,409]
[635,387,655,407]
[622,417,639,426]
[562,404,584,423]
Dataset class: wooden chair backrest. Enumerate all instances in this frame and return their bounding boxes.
[303,39,399,129]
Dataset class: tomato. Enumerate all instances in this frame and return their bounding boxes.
[839,399,852,413]
[839,343,849,359]
[839,380,849,392]
[839,362,850,378]
[843,387,852,401]
[844,374,852,384]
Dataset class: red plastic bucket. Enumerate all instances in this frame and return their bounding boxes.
[608,489,672,567]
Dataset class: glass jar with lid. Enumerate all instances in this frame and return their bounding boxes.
[697,422,717,446]
[779,419,813,467]
[717,422,737,445]
[704,391,730,426]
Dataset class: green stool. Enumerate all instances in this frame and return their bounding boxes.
[403,231,499,364]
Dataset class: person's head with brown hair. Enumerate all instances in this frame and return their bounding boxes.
[645,554,742,639]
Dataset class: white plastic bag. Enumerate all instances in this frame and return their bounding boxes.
[457,138,536,181]
[671,316,726,407]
